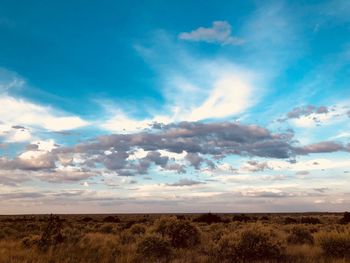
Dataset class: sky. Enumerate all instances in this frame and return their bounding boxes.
[0,0,350,214]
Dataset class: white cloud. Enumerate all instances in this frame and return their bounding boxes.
[0,95,88,132]
[179,21,244,45]
[331,132,350,139]
[100,112,151,133]
[188,74,254,121]
[0,68,25,92]
[268,158,350,172]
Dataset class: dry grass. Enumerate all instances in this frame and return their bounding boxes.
[0,213,349,262]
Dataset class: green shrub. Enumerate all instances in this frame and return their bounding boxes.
[287,226,314,245]
[136,234,173,260]
[319,232,350,258]
[217,228,285,262]
[153,216,200,248]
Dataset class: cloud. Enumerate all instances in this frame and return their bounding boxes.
[241,160,271,172]
[178,21,244,45]
[188,73,254,121]
[35,167,97,183]
[99,110,153,133]
[0,68,25,92]
[286,105,329,119]
[0,170,31,186]
[280,104,349,128]
[35,121,350,180]
[296,171,310,176]
[0,95,89,134]
[166,179,205,187]
[296,141,348,154]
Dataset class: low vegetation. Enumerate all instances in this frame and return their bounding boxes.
[0,212,349,262]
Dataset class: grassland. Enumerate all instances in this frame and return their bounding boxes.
[0,212,350,262]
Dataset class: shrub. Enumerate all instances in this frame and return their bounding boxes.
[99,224,115,233]
[260,216,269,221]
[62,227,83,243]
[80,217,93,223]
[216,229,285,262]
[319,232,350,258]
[21,235,41,248]
[284,217,298,224]
[79,233,121,261]
[129,223,146,235]
[193,213,223,224]
[38,215,64,250]
[287,226,314,245]
[154,216,200,248]
[232,214,252,222]
[119,230,136,245]
[121,220,137,229]
[176,215,186,220]
[103,216,120,223]
[340,212,350,224]
[136,234,173,260]
[300,217,321,224]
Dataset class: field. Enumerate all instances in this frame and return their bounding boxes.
[0,212,350,263]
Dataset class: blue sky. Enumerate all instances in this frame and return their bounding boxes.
[0,0,350,213]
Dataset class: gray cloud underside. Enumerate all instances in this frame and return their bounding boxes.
[287,105,329,119]
[1,121,349,182]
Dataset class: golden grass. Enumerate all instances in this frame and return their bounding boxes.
[0,213,349,263]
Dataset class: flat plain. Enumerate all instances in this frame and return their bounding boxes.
[0,212,350,262]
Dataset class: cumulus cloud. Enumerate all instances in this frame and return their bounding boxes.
[2,119,349,185]
[179,21,244,45]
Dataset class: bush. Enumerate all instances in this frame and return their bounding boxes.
[80,217,93,223]
[119,230,136,245]
[176,215,186,220]
[99,224,114,234]
[287,226,314,245]
[21,235,41,248]
[129,223,146,235]
[136,234,173,260]
[154,216,201,248]
[284,217,298,224]
[193,213,223,224]
[103,216,120,223]
[38,215,64,250]
[300,217,321,224]
[216,229,285,262]
[79,233,121,261]
[232,214,253,222]
[319,232,350,258]
[340,212,350,224]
